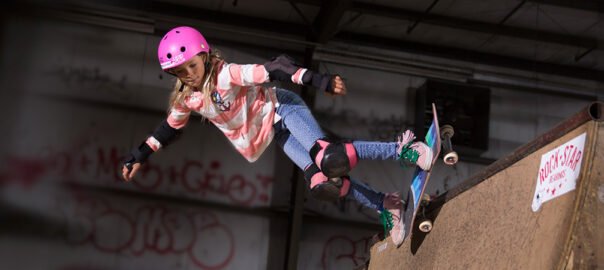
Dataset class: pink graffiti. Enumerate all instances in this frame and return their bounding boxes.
[57,266,111,270]
[0,157,49,188]
[2,145,273,206]
[61,195,235,270]
[321,235,372,270]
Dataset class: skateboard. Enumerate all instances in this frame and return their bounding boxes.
[414,124,458,233]
[399,103,447,244]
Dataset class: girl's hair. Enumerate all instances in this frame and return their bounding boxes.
[167,49,223,114]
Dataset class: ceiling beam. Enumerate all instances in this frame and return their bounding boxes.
[406,0,441,34]
[310,0,351,43]
[150,1,306,36]
[147,2,604,82]
[334,32,604,82]
[25,1,604,82]
[290,0,598,49]
[526,0,604,12]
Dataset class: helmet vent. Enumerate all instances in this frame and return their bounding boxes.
[176,31,180,34]
[180,46,186,52]
[167,53,172,59]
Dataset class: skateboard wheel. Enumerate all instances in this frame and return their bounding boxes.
[444,151,459,165]
[419,220,433,233]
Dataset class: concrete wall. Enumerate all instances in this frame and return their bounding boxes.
[0,13,599,270]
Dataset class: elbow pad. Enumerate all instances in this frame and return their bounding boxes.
[126,120,181,165]
[152,120,182,147]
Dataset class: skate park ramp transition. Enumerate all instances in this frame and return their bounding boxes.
[369,101,603,270]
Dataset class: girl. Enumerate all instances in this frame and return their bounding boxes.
[121,26,433,246]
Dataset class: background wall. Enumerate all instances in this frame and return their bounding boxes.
[0,7,599,270]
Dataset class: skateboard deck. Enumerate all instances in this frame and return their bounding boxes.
[400,103,441,244]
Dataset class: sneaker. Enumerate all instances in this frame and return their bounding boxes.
[396,130,434,171]
[381,192,405,246]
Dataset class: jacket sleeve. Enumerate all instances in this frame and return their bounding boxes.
[220,61,270,87]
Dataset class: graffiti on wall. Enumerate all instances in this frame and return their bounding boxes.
[320,235,373,270]
[51,65,129,96]
[1,143,273,207]
[57,193,236,270]
[2,147,378,270]
[54,190,376,270]
[0,20,383,268]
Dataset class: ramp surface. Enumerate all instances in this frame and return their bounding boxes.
[369,102,603,269]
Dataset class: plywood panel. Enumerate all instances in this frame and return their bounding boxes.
[369,121,599,270]
[566,122,603,269]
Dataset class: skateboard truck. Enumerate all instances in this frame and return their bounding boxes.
[418,193,433,233]
[440,125,458,165]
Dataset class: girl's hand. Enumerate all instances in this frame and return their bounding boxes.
[122,162,141,182]
[329,75,347,96]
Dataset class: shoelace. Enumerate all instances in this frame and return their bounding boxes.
[380,210,394,236]
[398,142,420,168]
[397,130,419,168]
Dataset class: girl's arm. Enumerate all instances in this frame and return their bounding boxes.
[263,54,343,94]
[122,104,191,181]
[221,56,345,95]
[221,62,271,87]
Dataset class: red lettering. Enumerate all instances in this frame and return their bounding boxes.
[59,196,235,269]
[322,235,372,270]
[544,160,550,179]
[7,144,272,205]
[571,150,582,171]
[167,165,182,184]
[134,162,163,191]
[96,147,122,182]
[181,160,204,192]
[227,174,256,205]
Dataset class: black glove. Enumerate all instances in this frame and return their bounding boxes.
[308,73,337,94]
[123,142,153,174]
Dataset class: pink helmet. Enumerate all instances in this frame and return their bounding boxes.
[157,26,210,71]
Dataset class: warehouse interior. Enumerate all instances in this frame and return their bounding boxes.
[1,0,602,269]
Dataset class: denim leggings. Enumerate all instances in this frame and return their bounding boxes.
[273,88,398,211]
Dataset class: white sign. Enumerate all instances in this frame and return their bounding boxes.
[532,133,586,212]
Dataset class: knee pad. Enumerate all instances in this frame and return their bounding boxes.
[309,139,358,178]
[304,164,350,202]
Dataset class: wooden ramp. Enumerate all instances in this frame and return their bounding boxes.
[368,102,603,270]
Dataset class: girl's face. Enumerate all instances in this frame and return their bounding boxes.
[171,54,206,88]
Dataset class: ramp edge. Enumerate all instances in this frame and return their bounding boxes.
[436,101,603,207]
